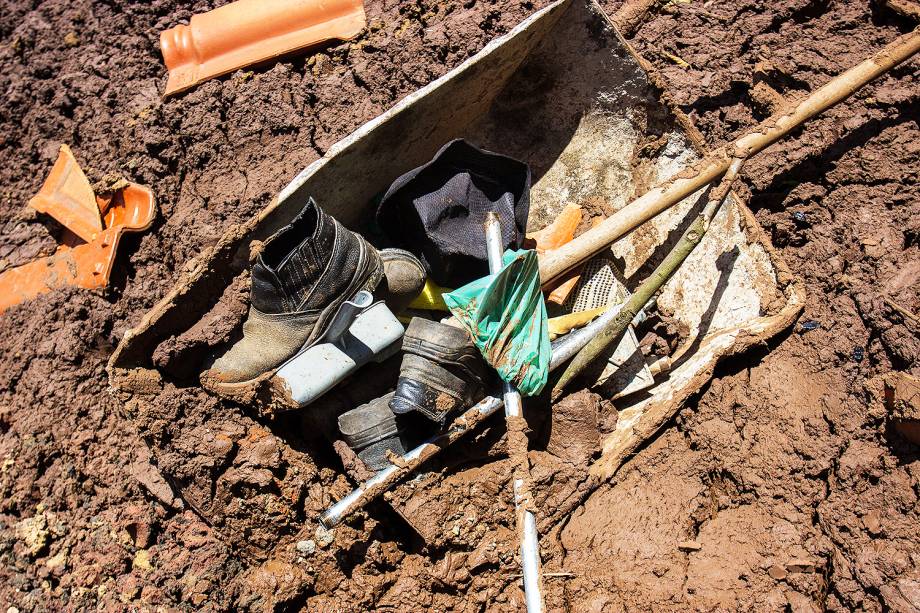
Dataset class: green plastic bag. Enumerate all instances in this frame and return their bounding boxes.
[443,249,550,396]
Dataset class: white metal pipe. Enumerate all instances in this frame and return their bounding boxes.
[319,396,503,529]
[484,212,545,613]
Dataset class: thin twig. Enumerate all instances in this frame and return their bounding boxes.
[885,297,920,325]
[659,49,691,68]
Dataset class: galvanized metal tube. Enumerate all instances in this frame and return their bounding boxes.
[519,482,544,613]
[484,212,545,613]
[319,317,610,528]
[320,281,652,529]
[319,396,503,528]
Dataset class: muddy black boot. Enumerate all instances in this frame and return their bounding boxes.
[389,317,490,424]
[201,198,383,399]
[338,392,410,471]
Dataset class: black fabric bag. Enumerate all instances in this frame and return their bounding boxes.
[376,139,531,287]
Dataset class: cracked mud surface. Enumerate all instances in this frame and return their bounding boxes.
[0,0,918,610]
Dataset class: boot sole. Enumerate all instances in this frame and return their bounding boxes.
[202,236,384,404]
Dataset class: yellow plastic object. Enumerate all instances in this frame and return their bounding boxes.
[406,279,453,312]
[547,305,609,340]
[160,0,367,96]
[28,145,103,243]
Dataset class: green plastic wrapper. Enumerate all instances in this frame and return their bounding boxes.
[443,249,550,396]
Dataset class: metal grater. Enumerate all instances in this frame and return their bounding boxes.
[560,254,654,399]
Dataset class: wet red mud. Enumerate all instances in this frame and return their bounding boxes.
[0,0,918,610]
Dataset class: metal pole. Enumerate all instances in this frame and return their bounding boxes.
[320,293,649,529]
[484,212,545,613]
[320,396,503,529]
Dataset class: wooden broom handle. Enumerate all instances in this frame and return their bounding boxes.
[538,27,920,285]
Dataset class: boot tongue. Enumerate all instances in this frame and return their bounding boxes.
[251,199,333,314]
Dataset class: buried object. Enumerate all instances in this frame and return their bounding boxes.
[273,290,405,408]
[390,317,491,424]
[338,392,411,472]
[200,197,384,403]
[108,0,805,557]
[0,145,155,314]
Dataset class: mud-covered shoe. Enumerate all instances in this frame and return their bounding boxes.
[376,248,426,314]
[201,197,383,399]
[338,392,409,471]
[389,317,490,424]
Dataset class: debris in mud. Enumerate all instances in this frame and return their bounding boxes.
[545,390,600,465]
[3,0,920,609]
[128,449,183,510]
[677,540,701,552]
[800,320,820,332]
[15,510,50,558]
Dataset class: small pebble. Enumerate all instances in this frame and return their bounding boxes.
[852,346,864,362]
[800,320,820,332]
[315,525,335,548]
[792,211,808,224]
[296,540,316,555]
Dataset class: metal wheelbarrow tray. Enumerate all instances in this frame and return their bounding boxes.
[108,0,803,559]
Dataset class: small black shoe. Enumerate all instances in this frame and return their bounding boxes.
[338,392,409,471]
[389,317,490,424]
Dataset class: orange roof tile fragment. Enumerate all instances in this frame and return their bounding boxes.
[528,204,583,305]
[0,151,155,314]
[160,0,367,96]
[528,203,582,253]
[28,145,103,243]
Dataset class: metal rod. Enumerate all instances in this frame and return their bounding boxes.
[319,396,503,529]
[320,288,650,529]
[484,212,545,613]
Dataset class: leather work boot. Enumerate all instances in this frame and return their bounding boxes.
[201,198,383,399]
[389,317,491,424]
[338,392,410,472]
[375,248,426,314]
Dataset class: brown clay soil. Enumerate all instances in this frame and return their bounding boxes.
[0,0,919,610]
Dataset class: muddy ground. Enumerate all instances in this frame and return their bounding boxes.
[0,0,918,610]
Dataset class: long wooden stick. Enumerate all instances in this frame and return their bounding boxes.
[538,27,920,285]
